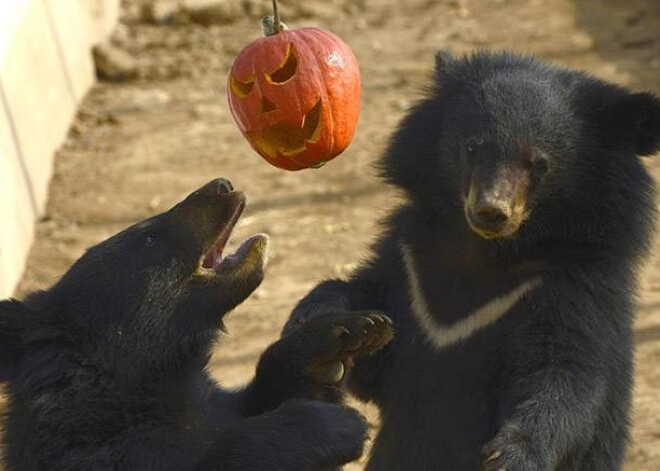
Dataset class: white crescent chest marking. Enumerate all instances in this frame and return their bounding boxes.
[400,244,542,350]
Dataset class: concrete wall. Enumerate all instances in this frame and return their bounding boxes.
[0,0,120,298]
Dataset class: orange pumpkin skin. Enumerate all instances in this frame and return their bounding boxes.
[227,27,361,171]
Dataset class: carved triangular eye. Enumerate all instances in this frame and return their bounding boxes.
[267,44,298,84]
[230,75,255,98]
[261,96,277,113]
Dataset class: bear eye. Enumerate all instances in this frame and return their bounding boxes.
[466,138,483,154]
[145,235,157,247]
[531,154,549,179]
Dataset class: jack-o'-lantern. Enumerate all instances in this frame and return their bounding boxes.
[227,1,361,170]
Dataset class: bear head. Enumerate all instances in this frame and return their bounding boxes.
[381,51,660,247]
[0,179,269,383]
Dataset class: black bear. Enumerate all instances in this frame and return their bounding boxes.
[0,178,393,470]
[286,51,660,470]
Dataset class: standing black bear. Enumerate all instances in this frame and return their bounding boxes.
[286,51,660,470]
[0,179,393,470]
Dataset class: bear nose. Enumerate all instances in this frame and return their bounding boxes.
[475,200,510,227]
[216,178,234,194]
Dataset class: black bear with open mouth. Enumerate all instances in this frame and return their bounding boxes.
[0,178,393,470]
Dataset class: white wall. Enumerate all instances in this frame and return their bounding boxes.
[0,0,120,298]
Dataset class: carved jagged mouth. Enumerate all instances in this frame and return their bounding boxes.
[247,99,323,158]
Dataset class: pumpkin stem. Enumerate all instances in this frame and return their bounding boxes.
[272,0,281,27]
[262,0,288,36]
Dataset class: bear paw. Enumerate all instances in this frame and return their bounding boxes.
[482,424,546,471]
[303,311,394,384]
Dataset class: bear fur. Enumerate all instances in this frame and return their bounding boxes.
[286,51,660,470]
[0,178,392,470]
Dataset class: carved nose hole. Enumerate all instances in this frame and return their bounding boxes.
[268,44,298,84]
[261,96,277,113]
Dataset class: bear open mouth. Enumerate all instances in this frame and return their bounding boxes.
[198,199,268,275]
[199,200,244,273]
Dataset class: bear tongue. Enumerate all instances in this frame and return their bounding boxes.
[217,236,256,271]
[202,243,224,269]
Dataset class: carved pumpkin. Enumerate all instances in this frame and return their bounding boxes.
[227,24,361,170]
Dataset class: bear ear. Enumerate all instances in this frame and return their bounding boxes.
[434,49,455,82]
[595,91,660,156]
[435,49,455,69]
[0,300,30,381]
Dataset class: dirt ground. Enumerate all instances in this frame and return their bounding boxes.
[2,0,660,469]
